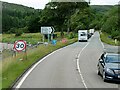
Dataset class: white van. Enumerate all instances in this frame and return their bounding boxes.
[78,30,88,42]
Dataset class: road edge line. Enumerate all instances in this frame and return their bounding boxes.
[98,32,104,49]
[77,42,89,89]
[15,47,64,88]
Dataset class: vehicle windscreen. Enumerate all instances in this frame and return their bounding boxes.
[105,55,120,63]
[81,32,87,36]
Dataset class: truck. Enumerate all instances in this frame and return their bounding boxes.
[78,30,88,42]
[89,29,94,35]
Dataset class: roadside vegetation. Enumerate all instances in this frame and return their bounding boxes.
[100,32,120,46]
[2,1,119,45]
[2,37,77,89]
[1,1,119,89]
[2,33,43,44]
[99,6,119,46]
[2,32,77,44]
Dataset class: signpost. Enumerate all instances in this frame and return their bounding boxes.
[14,40,27,60]
[41,27,55,43]
[14,40,26,52]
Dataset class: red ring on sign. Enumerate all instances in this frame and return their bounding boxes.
[14,40,26,52]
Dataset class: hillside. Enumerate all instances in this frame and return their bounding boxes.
[90,5,113,14]
[2,1,41,33]
[1,1,119,40]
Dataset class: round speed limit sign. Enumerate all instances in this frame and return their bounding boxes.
[14,40,26,52]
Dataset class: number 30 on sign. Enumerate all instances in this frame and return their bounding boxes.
[14,40,27,52]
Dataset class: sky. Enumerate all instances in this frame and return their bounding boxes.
[1,0,120,9]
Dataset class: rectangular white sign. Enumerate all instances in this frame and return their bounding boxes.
[41,27,53,34]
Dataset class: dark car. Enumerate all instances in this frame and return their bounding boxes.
[97,53,120,82]
[87,33,92,39]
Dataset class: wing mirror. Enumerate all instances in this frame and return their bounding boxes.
[99,59,104,63]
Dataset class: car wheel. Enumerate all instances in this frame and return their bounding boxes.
[102,71,107,82]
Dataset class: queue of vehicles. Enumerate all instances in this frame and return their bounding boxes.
[78,29,120,82]
[41,27,120,82]
[78,29,94,42]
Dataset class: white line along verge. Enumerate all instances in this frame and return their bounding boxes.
[15,47,65,88]
[98,32,104,49]
[77,42,89,89]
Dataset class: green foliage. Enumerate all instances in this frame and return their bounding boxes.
[67,32,76,39]
[100,32,120,46]
[39,2,89,32]
[2,1,119,41]
[2,33,43,44]
[91,5,113,14]
[2,38,77,88]
[70,7,95,32]
[15,28,23,37]
[2,1,41,33]
[101,6,119,40]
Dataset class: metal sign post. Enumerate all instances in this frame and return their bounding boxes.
[48,34,50,42]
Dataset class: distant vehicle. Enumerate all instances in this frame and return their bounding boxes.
[89,29,94,35]
[97,52,120,82]
[87,33,92,39]
[78,30,88,42]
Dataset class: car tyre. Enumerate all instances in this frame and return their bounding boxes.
[103,71,107,82]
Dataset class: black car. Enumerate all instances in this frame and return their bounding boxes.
[87,33,92,39]
[97,53,120,82]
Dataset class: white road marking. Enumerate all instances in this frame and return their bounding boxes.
[77,42,89,89]
[15,47,64,88]
[98,32,104,49]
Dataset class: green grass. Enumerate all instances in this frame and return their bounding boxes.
[0,34,2,42]
[100,32,120,46]
[2,33,43,44]
[1,38,77,89]
[2,32,77,44]
[0,60,2,90]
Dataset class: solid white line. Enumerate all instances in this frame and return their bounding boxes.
[77,42,89,89]
[15,47,64,88]
[98,32,104,49]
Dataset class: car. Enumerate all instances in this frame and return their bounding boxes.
[87,33,92,39]
[97,52,120,82]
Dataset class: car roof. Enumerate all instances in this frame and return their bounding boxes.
[103,48,120,54]
[105,53,120,56]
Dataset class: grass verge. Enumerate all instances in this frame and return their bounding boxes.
[100,32,120,46]
[1,38,77,89]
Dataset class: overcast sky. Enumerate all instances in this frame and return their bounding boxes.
[1,0,120,9]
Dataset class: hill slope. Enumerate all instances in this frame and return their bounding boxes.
[2,1,41,33]
[90,5,113,13]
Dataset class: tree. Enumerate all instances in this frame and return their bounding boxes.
[101,6,119,39]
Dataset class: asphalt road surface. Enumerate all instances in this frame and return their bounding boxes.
[15,32,119,89]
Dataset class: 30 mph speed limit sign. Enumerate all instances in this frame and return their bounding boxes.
[14,40,26,52]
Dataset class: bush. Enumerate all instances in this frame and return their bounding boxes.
[68,33,75,39]
[15,29,23,37]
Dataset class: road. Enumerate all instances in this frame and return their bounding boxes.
[14,32,119,89]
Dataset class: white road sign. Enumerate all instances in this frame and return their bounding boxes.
[14,40,26,52]
[41,27,53,34]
